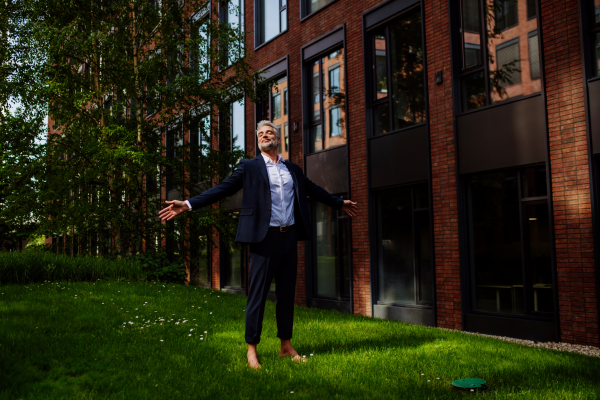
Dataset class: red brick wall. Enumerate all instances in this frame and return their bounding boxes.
[424,0,462,330]
[541,0,599,346]
[245,0,383,313]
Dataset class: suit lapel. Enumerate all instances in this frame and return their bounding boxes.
[256,155,269,186]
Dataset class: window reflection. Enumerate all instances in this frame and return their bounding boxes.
[468,166,553,316]
[592,1,600,77]
[222,240,246,289]
[370,9,425,135]
[459,0,541,110]
[306,0,334,16]
[307,49,346,152]
[377,183,432,306]
[313,200,350,299]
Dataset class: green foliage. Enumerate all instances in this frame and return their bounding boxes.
[0,250,145,283]
[1,281,600,399]
[0,0,263,259]
[135,252,187,283]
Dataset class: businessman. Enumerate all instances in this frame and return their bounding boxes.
[159,120,358,369]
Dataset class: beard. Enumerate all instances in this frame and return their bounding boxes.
[258,138,278,152]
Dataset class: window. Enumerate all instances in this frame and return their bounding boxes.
[220,0,244,67]
[303,0,334,18]
[467,166,553,316]
[166,126,183,192]
[369,9,425,136]
[528,31,540,79]
[591,0,600,77]
[312,198,350,299]
[221,240,247,290]
[496,38,520,87]
[376,183,432,306]
[258,75,289,160]
[190,114,211,183]
[257,0,287,45]
[458,0,541,111]
[494,0,518,32]
[190,220,211,287]
[306,48,346,152]
[191,5,211,82]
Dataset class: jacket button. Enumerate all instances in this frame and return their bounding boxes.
[268,209,271,213]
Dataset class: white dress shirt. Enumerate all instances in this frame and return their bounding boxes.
[262,153,295,227]
[184,153,295,227]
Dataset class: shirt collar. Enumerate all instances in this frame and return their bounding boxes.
[261,153,284,165]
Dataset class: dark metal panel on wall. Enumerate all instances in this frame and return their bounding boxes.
[373,305,435,326]
[589,79,600,154]
[465,313,556,342]
[369,125,429,189]
[305,146,348,194]
[457,95,547,174]
[363,0,419,29]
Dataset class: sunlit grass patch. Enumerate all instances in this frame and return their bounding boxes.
[1,281,599,400]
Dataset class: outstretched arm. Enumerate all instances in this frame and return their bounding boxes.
[158,162,244,221]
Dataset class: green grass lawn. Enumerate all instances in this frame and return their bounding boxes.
[1,281,599,399]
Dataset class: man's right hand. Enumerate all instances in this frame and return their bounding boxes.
[158,200,189,221]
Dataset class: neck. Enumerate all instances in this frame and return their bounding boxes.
[261,149,279,163]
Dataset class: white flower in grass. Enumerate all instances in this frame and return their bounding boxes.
[188,334,192,337]
[204,331,207,333]
[190,329,193,332]
[160,340,164,342]
[210,312,212,315]
[310,354,313,356]
[200,338,204,340]
[128,321,133,325]
[175,322,180,325]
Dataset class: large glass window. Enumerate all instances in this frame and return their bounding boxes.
[220,0,244,67]
[369,9,425,136]
[257,0,287,45]
[221,240,247,290]
[591,0,600,77]
[468,166,554,316]
[190,221,211,287]
[312,199,350,299]
[258,75,289,160]
[458,0,541,111]
[190,114,210,183]
[303,0,334,18]
[191,6,211,82]
[376,183,432,306]
[306,48,346,153]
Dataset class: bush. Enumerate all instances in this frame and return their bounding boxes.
[0,251,145,284]
[134,252,188,284]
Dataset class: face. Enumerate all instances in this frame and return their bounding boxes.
[257,125,279,152]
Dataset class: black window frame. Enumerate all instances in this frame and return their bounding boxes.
[301,29,347,154]
[190,3,211,83]
[465,165,555,319]
[590,0,600,77]
[255,0,288,48]
[300,0,338,21]
[374,182,433,308]
[455,0,544,113]
[364,4,427,138]
[219,0,244,70]
[310,194,352,301]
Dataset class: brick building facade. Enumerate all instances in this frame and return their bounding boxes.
[201,0,600,347]
[49,0,600,346]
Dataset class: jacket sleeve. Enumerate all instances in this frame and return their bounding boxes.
[302,173,344,211]
[187,162,244,210]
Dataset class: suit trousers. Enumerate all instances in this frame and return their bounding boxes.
[245,228,298,345]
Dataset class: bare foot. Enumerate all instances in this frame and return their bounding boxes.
[279,339,306,363]
[247,344,262,369]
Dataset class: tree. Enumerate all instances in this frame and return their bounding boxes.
[0,0,262,264]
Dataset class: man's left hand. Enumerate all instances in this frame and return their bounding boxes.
[341,200,358,217]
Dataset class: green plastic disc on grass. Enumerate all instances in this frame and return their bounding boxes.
[451,378,487,390]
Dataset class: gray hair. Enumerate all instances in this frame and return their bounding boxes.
[256,120,280,138]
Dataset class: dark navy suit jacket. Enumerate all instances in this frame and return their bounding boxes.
[187,155,343,244]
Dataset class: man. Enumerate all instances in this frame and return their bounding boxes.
[159,120,358,369]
